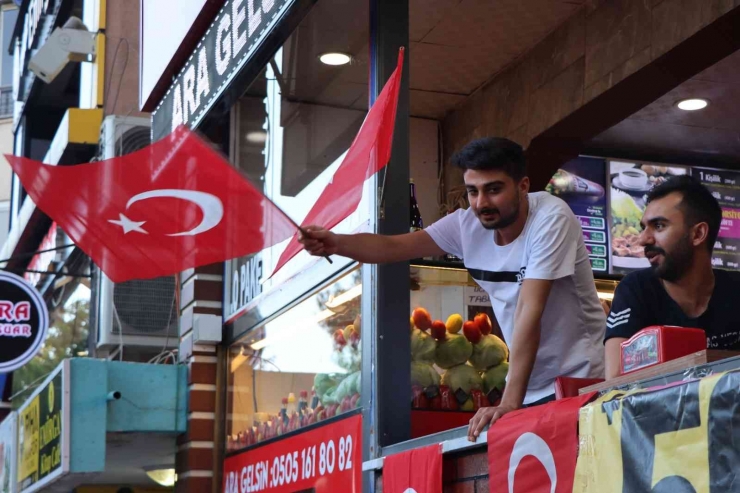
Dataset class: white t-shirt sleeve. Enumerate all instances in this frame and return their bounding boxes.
[524,213,579,280]
[425,209,464,258]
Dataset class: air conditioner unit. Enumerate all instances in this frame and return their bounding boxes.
[92,116,178,354]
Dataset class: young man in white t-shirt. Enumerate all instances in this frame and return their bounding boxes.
[298,137,605,441]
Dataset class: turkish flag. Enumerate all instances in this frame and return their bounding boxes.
[271,47,405,276]
[5,126,296,283]
[488,393,596,493]
[383,443,442,493]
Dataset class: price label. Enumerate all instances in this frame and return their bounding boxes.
[223,413,361,493]
[582,230,606,244]
[577,216,605,230]
[585,244,607,258]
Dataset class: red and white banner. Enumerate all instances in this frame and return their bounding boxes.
[488,393,596,493]
[223,413,362,493]
[383,443,442,493]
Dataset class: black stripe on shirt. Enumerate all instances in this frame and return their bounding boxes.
[467,268,520,283]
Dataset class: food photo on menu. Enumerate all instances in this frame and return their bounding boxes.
[609,160,688,274]
[546,157,610,273]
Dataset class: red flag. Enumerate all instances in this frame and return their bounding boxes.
[383,443,442,493]
[488,393,596,493]
[5,126,296,283]
[271,47,405,276]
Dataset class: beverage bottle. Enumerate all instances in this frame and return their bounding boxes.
[410,179,424,232]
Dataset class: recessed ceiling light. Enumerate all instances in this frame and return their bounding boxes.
[319,52,351,66]
[246,131,267,144]
[676,98,709,111]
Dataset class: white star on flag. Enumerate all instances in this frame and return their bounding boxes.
[108,213,148,234]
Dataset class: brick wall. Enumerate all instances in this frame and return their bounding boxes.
[175,264,224,493]
[442,0,740,193]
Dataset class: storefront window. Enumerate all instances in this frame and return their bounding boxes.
[224,0,370,322]
[227,268,361,451]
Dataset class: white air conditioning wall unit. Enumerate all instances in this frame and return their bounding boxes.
[93,116,178,352]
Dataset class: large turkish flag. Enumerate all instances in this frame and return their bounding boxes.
[5,126,296,282]
[383,444,442,493]
[488,393,596,493]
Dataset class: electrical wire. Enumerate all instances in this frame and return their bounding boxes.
[104,37,130,115]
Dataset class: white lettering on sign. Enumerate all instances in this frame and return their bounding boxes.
[196,47,211,107]
[183,64,197,122]
[233,0,248,55]
[0,324,32,338]
[225,435,354,491]
[216,13,232,75]
[247,0,262,38]
[230,256,263,315]
[164,0,291,134]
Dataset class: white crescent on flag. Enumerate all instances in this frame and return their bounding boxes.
[508,432,557,493]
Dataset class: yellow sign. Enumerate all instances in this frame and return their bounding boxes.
[18,395,39,485]
[17,373,62,491]
[574,370,740,492]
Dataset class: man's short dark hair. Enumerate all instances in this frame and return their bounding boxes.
[450,137,526,181]
[646,174,722,252]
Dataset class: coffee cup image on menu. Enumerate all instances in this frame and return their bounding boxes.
[619,168,649,189]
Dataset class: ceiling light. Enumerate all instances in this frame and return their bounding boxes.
[319,52,351,66]
[144,467,177,487]
[676,98,709,111]
[246,131,267,144]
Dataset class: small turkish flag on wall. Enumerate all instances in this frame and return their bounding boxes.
[488,393,596,493]
[383,443,442,493]
[5,127,296,282]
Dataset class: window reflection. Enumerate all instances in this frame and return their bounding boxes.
[227,269,361,451]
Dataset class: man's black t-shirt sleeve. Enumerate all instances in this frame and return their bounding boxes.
[605,274,648,342]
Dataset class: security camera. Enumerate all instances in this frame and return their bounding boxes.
[29,16,97,84]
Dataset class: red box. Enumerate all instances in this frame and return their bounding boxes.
[620,325,707,375]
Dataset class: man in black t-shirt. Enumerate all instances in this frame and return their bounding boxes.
[605,175,740,378]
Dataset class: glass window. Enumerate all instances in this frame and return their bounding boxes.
[224,0,370,319]
[1,8,18,88]
[227,268,361,451]
[408,265,508,436]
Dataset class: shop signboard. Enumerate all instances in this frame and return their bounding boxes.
[608,161,687,274]
[691,167,740,271]
[0,413,17,493]
[547,157,610,273]
[17,362,68,493]
[152,0,296,141]
[0,271,49,373]
[227,253,264,317]
[223,412,361,493]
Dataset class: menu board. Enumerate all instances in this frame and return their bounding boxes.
[692,167,740,271]
[609,161,687,274]
[546,157,609,273]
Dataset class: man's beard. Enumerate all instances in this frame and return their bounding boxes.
[646,234,694,282]
[477,191,520,230]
